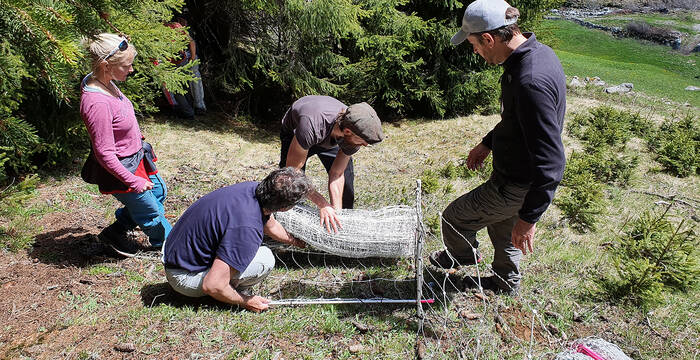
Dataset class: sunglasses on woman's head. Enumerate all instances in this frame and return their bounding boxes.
[102,39,128,61]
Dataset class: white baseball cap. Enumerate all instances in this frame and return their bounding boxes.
[451,0,518,45]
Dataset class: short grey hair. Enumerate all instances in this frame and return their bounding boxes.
[256,167,313,211]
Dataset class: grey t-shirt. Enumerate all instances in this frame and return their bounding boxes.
[281,95,359,156]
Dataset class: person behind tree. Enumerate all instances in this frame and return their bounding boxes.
[162,167,311,312]
[279,95,384,233]
[80,33,173,257]
[429,0,566,295]
[175,16,207,115]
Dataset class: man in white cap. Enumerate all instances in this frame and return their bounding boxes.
[430,0,566,295]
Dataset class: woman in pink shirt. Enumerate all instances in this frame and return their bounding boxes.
[80,33,172,257]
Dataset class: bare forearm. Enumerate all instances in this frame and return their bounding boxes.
[328,174,345,209]
[307,189,331,208]
[264,218,295,245]
[204,285,245,306]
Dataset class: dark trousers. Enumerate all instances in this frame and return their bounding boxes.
[279,133,355,209]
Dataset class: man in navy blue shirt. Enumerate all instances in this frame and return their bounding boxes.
[162,168,312,312]
[430,0,566,295]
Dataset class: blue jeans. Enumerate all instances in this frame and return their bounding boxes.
[112,173,172,247]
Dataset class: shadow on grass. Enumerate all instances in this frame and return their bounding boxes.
[29,227,116,267]
[140,282,248,312]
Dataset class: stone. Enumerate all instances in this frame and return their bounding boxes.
[114,343,135,353]
[590,77,606,86]
[349,344,365,353]
[569,76,585,87]
[685,86,700,91]
[604,83,634,94]
[459,310,482,320]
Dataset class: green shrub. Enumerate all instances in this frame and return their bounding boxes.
[651,114,699,177]
[554,170,605,233]
[597,207,699,310]
[424,213,441,236]
[627,111,656,140]
[199,0,560,117]
[0,0,193,181]
[567,106,637,150]
[0,151,8,184]
[420,169,440,194]
[439,161,459,179]
[457,153,493,180]
[565,150,638,187]
[0,174,41,251]
[657,131,698,177]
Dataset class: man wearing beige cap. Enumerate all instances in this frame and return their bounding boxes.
[430,0,566,295]
[279,95,384,232]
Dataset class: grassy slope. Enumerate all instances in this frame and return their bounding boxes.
[1,97,698,358]
[542,19,700,107]
[592,11,700,35]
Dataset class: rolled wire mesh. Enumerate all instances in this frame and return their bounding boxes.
[274,204,418,258]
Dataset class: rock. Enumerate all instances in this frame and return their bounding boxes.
[685,86,700,91]
[569,76,585,87]
[605,83,634,94]
[349,344,365,353]
[459,310,482,320]
[474,292,488,301]
[350,320,372,333]
[416,341,426,359]
[114,343,135,353]
[588,77,606,86]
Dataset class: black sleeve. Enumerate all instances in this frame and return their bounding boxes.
[481,130,494,149]
[515,81,566,223]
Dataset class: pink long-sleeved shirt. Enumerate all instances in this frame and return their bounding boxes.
[80,74,147,192]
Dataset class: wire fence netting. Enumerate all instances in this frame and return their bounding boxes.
[249,182,632,359]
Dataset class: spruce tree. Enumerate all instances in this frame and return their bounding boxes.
[0,0,192,180]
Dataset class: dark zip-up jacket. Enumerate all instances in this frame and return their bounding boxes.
[481,33,566,224]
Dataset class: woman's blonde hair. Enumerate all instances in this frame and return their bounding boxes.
[85,33,137,72]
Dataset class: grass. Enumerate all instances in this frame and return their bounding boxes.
[542,19,700,107]
[0,97,698,358]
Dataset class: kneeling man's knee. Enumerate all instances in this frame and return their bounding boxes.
[257,246,276,274]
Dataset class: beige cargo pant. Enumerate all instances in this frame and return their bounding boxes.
[441,172,530,291]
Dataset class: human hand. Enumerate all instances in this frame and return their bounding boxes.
[137,180,154,193]
[288,235,306,249]
[319,206,342,233]
[466,143,491,170]
[511,219,535,255]
[242,295,270,313]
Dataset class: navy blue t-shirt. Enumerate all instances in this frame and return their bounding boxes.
[163,182,270,273]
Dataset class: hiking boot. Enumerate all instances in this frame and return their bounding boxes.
[428,249,482,269]
[98,223,139,258]
[464,275,519,296]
